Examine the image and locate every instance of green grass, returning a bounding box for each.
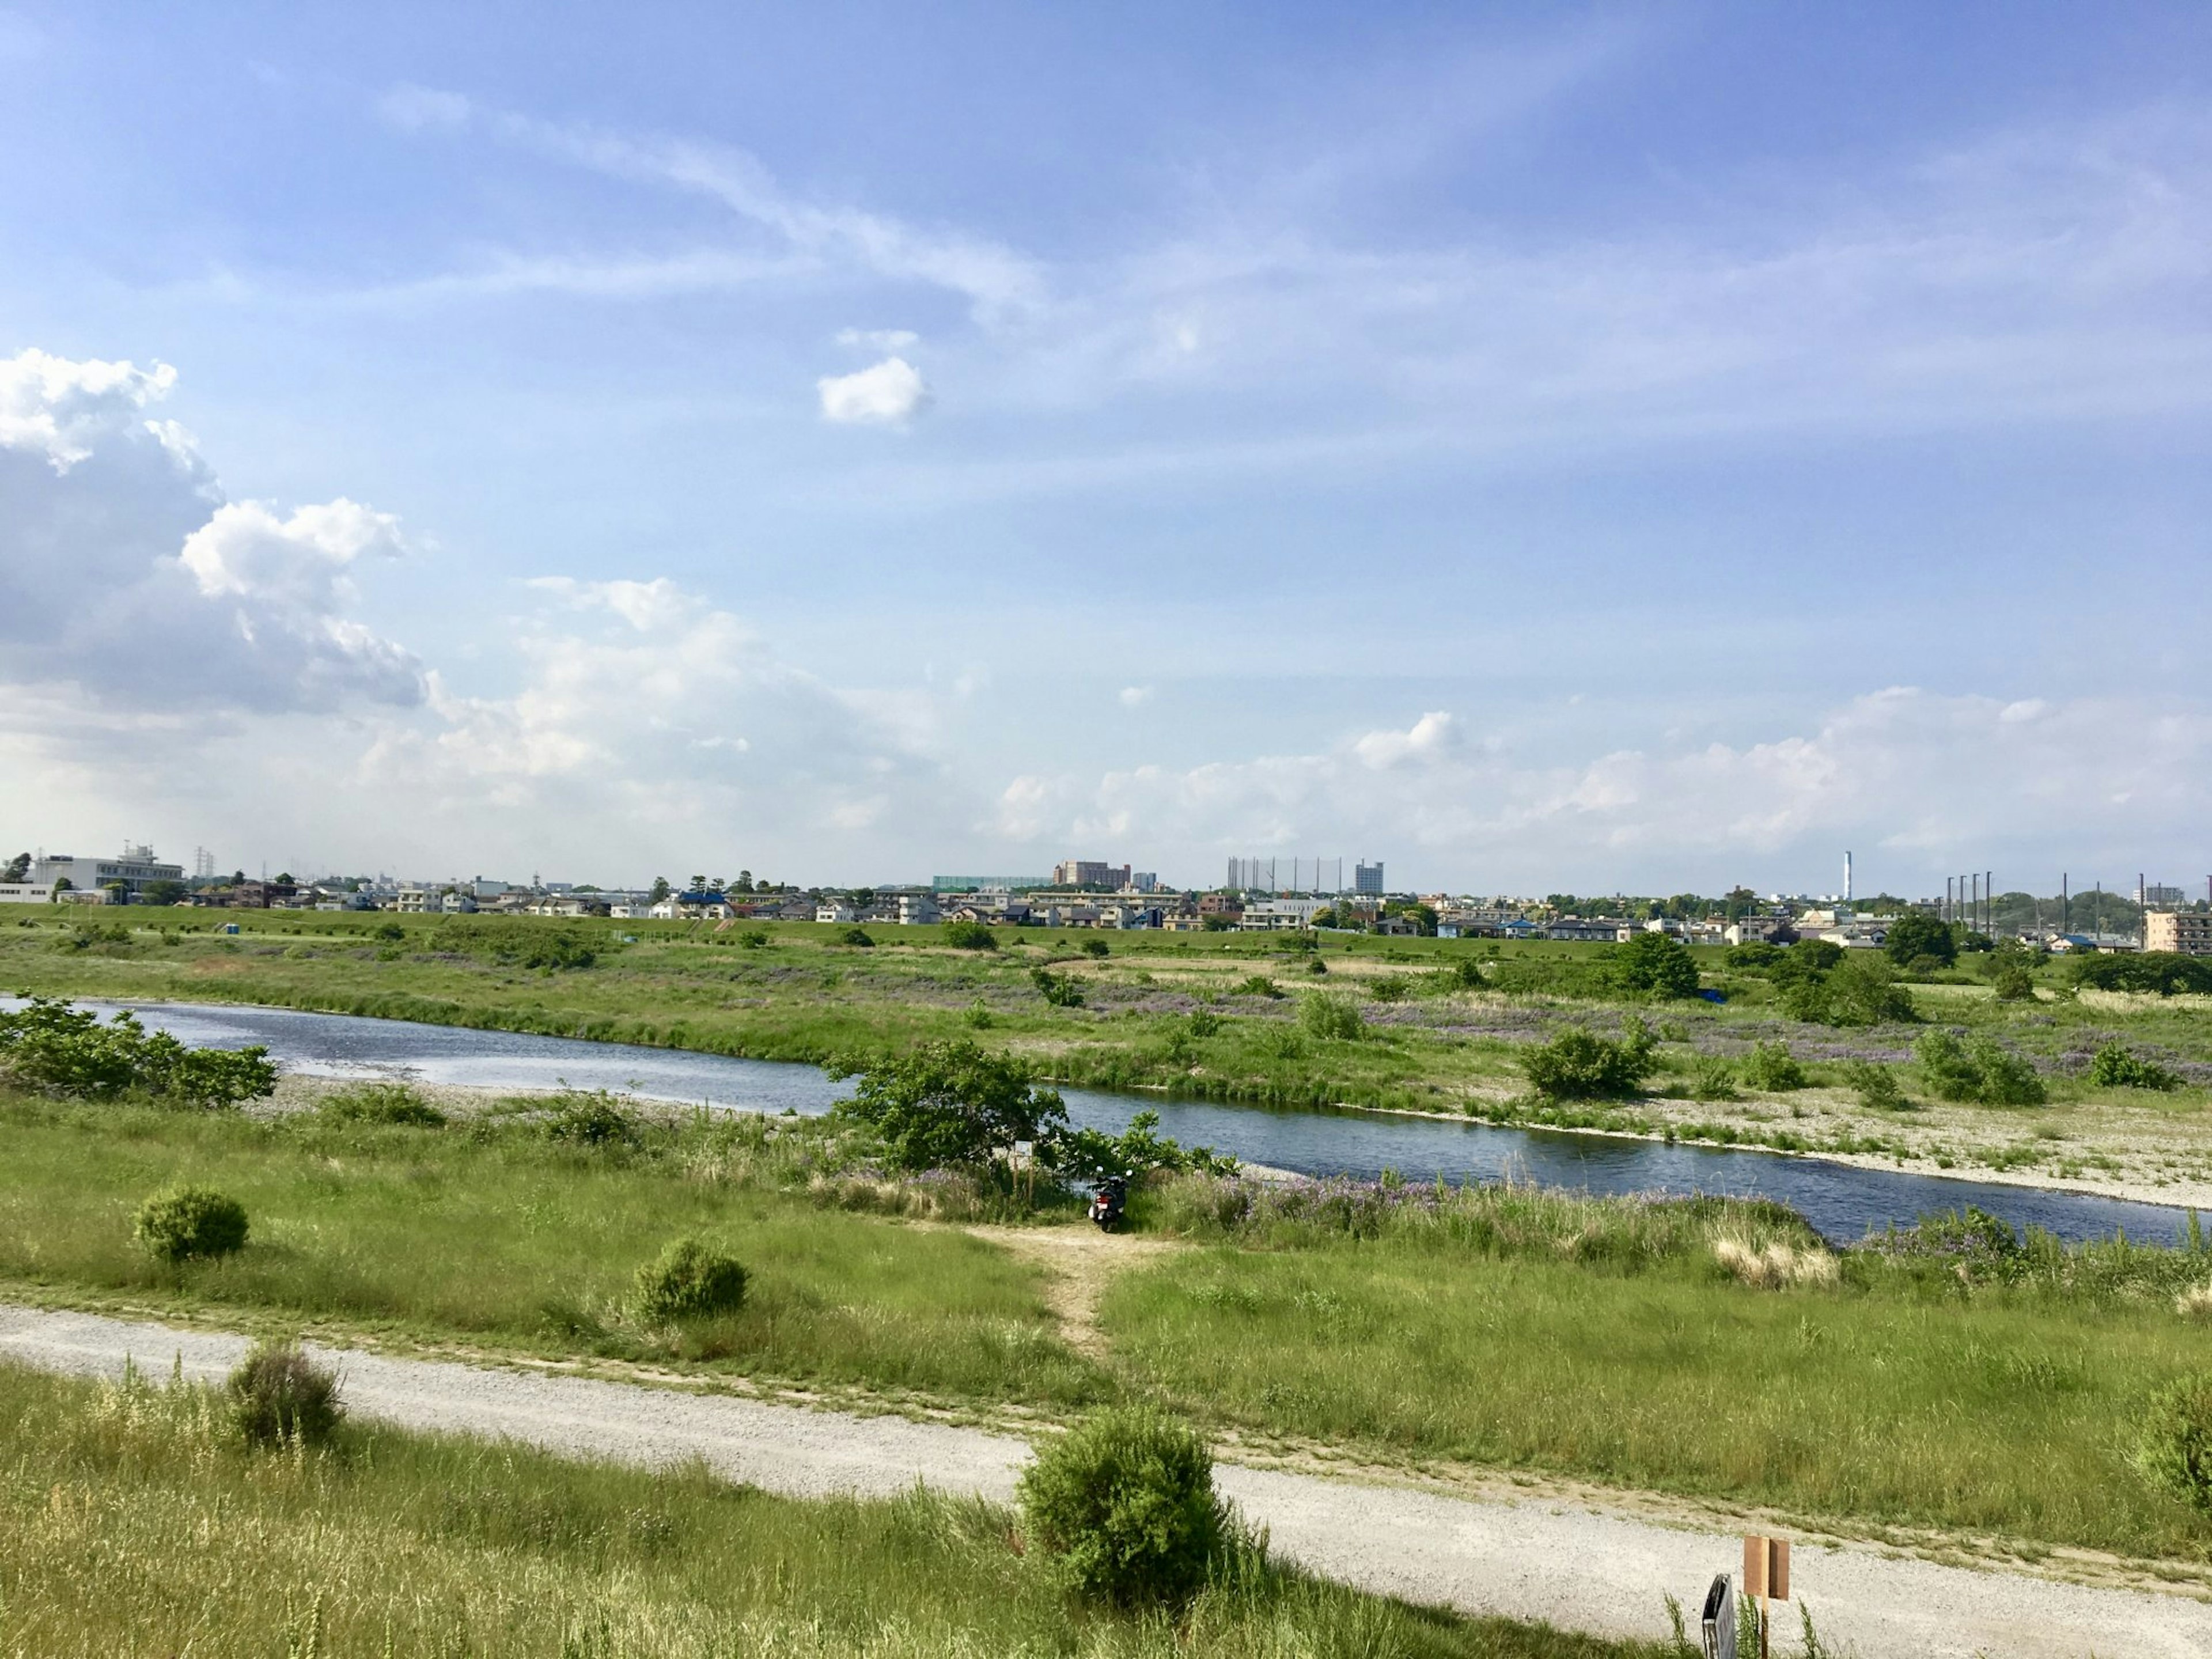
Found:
[1104,1179,2212,1560]
[0,1094,1104,1407]
[9,1092,2212,1560]
[0,1360,1675,1659]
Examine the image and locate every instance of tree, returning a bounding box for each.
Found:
[141,879,188,907]
[828,1039,1068,1172]
[1884,910,1955,969]
[649,876,672,903]
[1613,930,1700,999]
[1,852,28,883]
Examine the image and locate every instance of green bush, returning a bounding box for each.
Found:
[2136,1374,2212,1514]
[1233,975,1282,999]
[318,1082,446,1127]
[1366,974,1411,1002]
[541,1093,641,1147]
[2075,952,2212,997]
[1992,963,2037,1002]
[840,926,876,948]
[431,917,597,970]
[631,1237,750,1324]
[940,921,999,951]
[1613,930,1700,998]
[1305,954,1330,975]
[1687,1055,1738,1101]
[0,997,275,1108]
[1297,994,1364,1042]
[831,1039,1068,1172]
[1031,967,1085,1007]
[134,1185,249,1263]
[1740,1041,1806,1092]
[1915,1031,2047,1107]
[1082,938,1110,957]
[1185,1007,1222,1039]
[2089,1042,2182,1092]
[1783,953,1918,1027]
[1845,1062,1908,1111]
[1883,909,1956,968]
[1017,1407,1231,1607]
[1520,1020,1657,1100]
[229,1339,343,1446]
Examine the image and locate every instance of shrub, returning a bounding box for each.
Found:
[738,928,770,948]
[2090,1042,2182,1092]
[1297,994,1364,1042]
[319,1082,446,1127]
[2137,1374,2212,1514]
[542,1093,641,1147]
[0,997,275,1107]
[1688,1055,1738,1101]
[1031,967,1085,1007]
[229,1339,343,1447]
[839,926,876,948]
[1917,1031,2046,1106]
[961,999,994,1029]
[134,1185,249,1263]
[1992,963,2037,1002]
[1520,1020,1657,1100]
[1234,975,1283,999]
[1185,1008,1222,1039]
[1082,938,1110,957]
[431,917,597,969]
[830,1039,1068,1172]
[941,921,999,951]
[1017,1407,1230,1608]
[1046,1109,1233,1184]
[632,1237,749,1324]
[1845,1061,1908,1111]
[1366,974,1411,1002]
[1740,1041,1807,1092]
[1613,931,1701,999]
[2076,952,2212,997]
[1884,909,1956,968]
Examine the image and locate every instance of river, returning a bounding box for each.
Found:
[31,998,2202,1247]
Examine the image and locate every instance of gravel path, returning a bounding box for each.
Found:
[7,1303,2209,1658]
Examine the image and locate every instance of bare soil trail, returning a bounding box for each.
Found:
[6,1302,2209,1658]
[959,1222,1188,1356]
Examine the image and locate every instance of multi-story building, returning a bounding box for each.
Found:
[33,844,183,899]
[1052,859,1130,889]
[1354,861,1386,896]
[2145,911,2212,956]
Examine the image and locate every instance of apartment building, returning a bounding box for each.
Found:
[2145,910,2212,957]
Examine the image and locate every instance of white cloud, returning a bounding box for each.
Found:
[375,84,472,132]
[0,348,179,471]
[817,357,930,425]
[1118,685,1152,708]
[988,692,2212,892]
[0,349,422,714]
[837,328,921,351]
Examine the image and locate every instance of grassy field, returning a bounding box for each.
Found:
[0,1360,1673,1659]
[8,1088,2212,1563]
[8,908,2212,1192]
[0,1092,1105,1408]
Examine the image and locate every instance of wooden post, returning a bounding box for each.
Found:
[1742,1536,1789,1659]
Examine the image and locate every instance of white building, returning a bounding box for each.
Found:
[815,902,856,924]
[1239,898,1329,931]
[0,881,59,904]
[33,844,184,899]
[896,893,941,925]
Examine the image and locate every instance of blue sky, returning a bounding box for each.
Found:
[3,2,2209,895]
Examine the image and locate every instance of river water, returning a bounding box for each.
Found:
[33,998,2203,1247]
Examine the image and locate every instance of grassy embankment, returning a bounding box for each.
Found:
[9,1089,2212,1563]
[9,910,2212,1191]
[0,1361,1665,1659]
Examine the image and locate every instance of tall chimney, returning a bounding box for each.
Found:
[1844,851,1853,904]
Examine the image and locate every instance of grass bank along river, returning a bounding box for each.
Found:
[33,994,2206,1247]
[10,908,2212,1205]
[11,1080,2212,1567]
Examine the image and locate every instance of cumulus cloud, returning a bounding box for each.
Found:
[1118,685,1152,708]
[817,356,930,425]
[837,327,920,351]
[0,348,423,714]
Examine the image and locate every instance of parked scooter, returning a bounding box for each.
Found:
[1088,1173,1129,1232]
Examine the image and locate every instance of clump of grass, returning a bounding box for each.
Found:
[542,1092,642,1147]
[1234,974,1283,999]
[1017,1406,1233,1608]
[632,1237,749,1325]
[2175,1283,2212,1320]
[1297,994,1363,1041]
[1712,1235,1838,1290]
[228,1338,343,1446]
[318,1080,446,1126]
[133,1185,249,1262]
[1740,1041,1806,1092]
[2136,1374,2212,1514]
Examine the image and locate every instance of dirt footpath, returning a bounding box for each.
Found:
[6,1302,2209,1659]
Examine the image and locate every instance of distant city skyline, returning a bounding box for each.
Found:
[4,4,2210,891]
